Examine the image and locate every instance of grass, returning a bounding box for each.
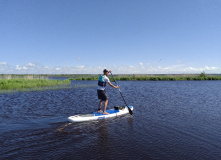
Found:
[1,73,221,92]
[3,73,221,81]
[69,74,221,81]
[0,79,70,93]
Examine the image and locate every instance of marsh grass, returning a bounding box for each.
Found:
[0,79,70,93]
[0,74,48,79]
[69,75,221,81]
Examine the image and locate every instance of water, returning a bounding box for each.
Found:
[1,80,221,159]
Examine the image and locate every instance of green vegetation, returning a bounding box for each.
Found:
[0,79,70,93]
[0,74,48,79]
[4,73,221,81]
[68,73,221,81]
[69,76,221,81]
[199,71,206,78]
[1,72,221,93]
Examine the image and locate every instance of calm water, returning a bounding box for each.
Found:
[1,80,221,160]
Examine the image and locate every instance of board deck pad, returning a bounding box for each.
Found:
[93,109,120,116]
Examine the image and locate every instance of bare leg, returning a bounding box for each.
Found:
[98,100,102,112]
[103,100,109,114]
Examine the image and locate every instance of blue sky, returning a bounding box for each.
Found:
[1,0,221,74]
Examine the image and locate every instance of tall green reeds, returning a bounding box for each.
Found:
[0,79,70,92]
[69,75,221,81]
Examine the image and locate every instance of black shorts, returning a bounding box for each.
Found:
[97,89,108,101]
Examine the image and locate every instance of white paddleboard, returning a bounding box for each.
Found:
[68,106,133,123]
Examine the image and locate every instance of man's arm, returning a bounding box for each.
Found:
[108,82,119,89]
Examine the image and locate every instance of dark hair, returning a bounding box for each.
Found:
[103,69,108,73]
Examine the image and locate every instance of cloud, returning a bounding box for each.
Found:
[0,62,221,74]
[183,66,219,72]
[16,65,22,70]
[177,60,183,63]
[76,65,84,69]
[0,62,7,65]
[26,63,35,67]
[15,63,36,71]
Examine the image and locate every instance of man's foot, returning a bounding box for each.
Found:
[103,111,109,115]
[98,110,103,113]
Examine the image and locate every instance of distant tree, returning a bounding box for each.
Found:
[132,74,136,80]
[199,71,206,77]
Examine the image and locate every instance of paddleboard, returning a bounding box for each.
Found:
[68,106,133,123]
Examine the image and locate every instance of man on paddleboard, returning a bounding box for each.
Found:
[97,69,119,114]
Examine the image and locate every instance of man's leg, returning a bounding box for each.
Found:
[103,100,109,114]
[98,100,102,112]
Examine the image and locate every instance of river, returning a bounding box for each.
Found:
[1,80,221,159]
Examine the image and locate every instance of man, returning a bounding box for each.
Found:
[97,69,119,114]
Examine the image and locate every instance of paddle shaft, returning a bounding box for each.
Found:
[110,72,133,115]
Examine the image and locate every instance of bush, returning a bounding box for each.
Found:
[200,71,206,77]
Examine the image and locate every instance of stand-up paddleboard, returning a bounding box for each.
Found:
[68,106,133,123]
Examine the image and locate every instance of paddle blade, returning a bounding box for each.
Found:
[128,106,133,115]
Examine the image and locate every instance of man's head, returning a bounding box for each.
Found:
[103,69,109,75]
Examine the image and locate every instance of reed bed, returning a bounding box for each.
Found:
[69,75,221,81]
[0,74,48,79]
[0,79,70,93]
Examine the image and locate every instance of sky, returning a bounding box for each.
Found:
[0,0,221,74]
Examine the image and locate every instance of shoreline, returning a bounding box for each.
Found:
[1,74,221,81]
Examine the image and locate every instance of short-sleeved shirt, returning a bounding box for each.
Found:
[97,75,110,90]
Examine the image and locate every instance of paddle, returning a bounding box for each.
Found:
[109,72,133,115]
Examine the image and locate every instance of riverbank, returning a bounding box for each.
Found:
[69,74,221,81]
[1,73,221,82]
[0,79,70,93]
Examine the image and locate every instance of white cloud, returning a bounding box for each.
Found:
[176,60,183,64]
[183,66,219,73]
[16,65,22,70]
[23,66,28,70]
[0,62,221,74]
[76,65,84,69]
[26,63,35,67]
[15,63,36,71]
[0,62,7,65]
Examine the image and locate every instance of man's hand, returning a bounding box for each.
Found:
[108,82,119,89]
[108,70,112,73]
